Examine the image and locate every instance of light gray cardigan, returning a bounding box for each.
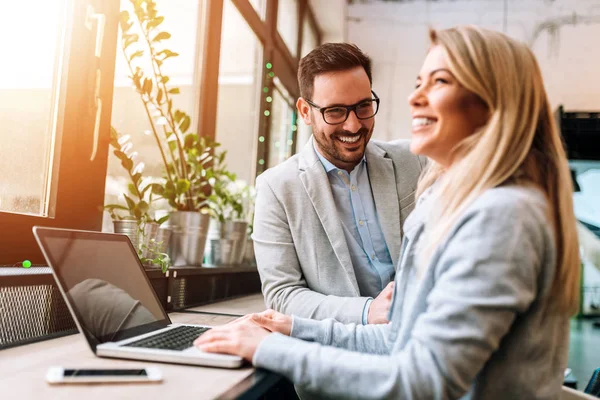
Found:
[253,184,570,399]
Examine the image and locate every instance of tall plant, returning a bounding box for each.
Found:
[116,0,225,212]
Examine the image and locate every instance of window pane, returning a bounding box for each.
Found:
[215,0,263,184]
[0,0,67,216]
[268,79,296,168]
[104,0,202,229]
[249,0,267,20]
[277,0,299,57]
[301,17,318,57]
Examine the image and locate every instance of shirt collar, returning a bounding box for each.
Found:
[312,139,367,174]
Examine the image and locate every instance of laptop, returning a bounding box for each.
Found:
[33,226,243,369]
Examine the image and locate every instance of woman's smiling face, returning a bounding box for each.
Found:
[408,45,488,167]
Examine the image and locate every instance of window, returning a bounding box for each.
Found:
[301,14,318,58]
[267,79,296,168]
[104,0,204,230]
[0,1,67,216]
[0,0,120,264]
[215,0,263,185]
[277,0,299,58]
[248,0,267,20]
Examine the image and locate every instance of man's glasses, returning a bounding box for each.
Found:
[304,91,380,125]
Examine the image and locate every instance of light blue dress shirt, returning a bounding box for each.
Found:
[313,142,395,324]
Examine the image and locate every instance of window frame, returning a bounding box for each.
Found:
[0,0,121,265]
[1,0,323,264]
[228,0,322,176]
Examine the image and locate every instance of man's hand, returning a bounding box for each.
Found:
[251,309,292,336]
[367,281,394,324]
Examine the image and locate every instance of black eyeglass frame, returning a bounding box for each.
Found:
[304,90,380,125]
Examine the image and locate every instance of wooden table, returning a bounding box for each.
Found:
[0,295,275,400]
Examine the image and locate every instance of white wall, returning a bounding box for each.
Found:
[348,0,600,141]
[309,0,347,42]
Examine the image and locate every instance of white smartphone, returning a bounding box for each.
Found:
[46,367,162,384]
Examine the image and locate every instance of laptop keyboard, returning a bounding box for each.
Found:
[124,325,210,351]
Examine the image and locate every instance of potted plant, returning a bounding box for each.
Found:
[104,127,171,271]
[206,176,254,265]
[111,0,229,266]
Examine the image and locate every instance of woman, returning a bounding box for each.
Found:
[195,26,580,399]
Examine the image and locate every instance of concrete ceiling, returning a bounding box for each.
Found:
[309,0,348,42]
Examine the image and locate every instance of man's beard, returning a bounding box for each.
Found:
[313,125,372,166]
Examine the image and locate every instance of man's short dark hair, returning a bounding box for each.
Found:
[298,43,372,100]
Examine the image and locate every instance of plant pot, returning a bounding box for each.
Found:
[221,220,248,265]
[203,219,248,265]
[140,222,160,259]
[113,220,139,249]
[168,211,210,266]
[206,238,237,265]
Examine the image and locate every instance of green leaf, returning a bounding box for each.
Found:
[156,215,170,225]
[114,150,126,161]
[175,179,191,195]
[151,184,165,195]
[123,34,138,50]
[142,77,153,95]
[152,32,171,42]
[184,133,198,149]
[123,195,136,211]
[128,183,137,196]
[178,114,190,133]
[140,183,151,197]
[132,172,142,184]
[161,76,170,84]
[122,158,133,171]
[128,49,144,62]
[137,200,149,215]
[158,49,179,60]
[146,15,164,30]
[173,109,183,123]
[168,88,180,94]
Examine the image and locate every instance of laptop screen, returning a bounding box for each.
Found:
[33,227,170,351]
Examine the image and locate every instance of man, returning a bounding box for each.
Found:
[253,43,424,325]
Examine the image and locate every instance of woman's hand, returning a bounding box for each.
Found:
[194,318,271,362]
[250,309,292,336]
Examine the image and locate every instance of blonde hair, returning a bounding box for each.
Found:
[417,26,580,315]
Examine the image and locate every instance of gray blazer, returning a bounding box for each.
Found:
[253,138,424,323]
[253,185,569,400]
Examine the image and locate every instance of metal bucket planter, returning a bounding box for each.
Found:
[168,211,210,266]
[113,220,139,249]
[207,238,237,265]
[139,223,172,269]
[222,220,248,265]
[204,220,248,266]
